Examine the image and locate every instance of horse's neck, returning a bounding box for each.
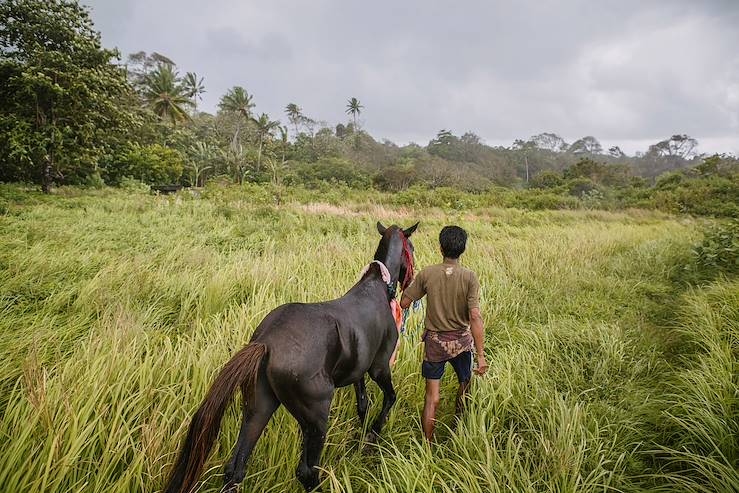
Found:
[374,240,402,288]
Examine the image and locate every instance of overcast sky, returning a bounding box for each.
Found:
[85,0,739,155]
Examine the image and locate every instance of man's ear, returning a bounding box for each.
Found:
[403,222,419,237]
[376,221,388,235]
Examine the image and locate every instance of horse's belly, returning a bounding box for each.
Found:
[331,349,377,387]
[333,368,367,388]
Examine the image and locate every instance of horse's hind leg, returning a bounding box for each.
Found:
[222,377,280,492]
[354,376,368,425]
[290,396,332,491]
[366,364,396,443]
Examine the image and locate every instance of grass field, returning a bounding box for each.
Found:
[0,184,736,493]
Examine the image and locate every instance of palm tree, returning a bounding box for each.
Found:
[220,144,250,184]
[219,86,254,118]
[277,125,289,169]
[285,103,302,137]
[188,142,213,186]
[345,97,363,128]
[183,72,206,112]
[266,126,290,188]
[142,63,193,125]
[218,86,255,147]
[252,113,280,173]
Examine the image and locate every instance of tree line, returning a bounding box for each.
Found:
[1,0,737,217]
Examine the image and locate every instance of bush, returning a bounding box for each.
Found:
[103,144,184,186]
[673,177,739,218]
[692,221,739,276]
[655,172,684,190]
[119,176,150,193]
[372,166,418,191]
[508,190,580,210]
[567,177,599,197]
[292,158,371,189]
[392,186,479,210]
[529,170,564,189]
[84,172,105,189]
[579,188,605,209]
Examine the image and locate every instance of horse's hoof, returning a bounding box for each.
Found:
[297,466,321,492]
[362,431,379,454]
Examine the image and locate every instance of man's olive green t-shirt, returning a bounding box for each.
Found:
[403,258,480,332]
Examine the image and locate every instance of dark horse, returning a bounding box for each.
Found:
[164,221,418,493]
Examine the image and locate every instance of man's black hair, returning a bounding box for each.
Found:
[439,225,467,259]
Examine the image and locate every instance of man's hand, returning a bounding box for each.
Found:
[474,353,489,376]
[469,307,487,375]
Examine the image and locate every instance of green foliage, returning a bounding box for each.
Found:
[563,158,630,187]
[119,176,151,193]
[0,1,735,221]
[529,170,563,189]
[141,63,193,125]
[692,221,739,276]
[290,157,371,188]
[218,86,255,118]
[84,171,105,189]
[0,0,136,191]
[505,189,580,210]
[693,153,739,178]
[392,186,478,210]
[655,171,684,190]
[345,97,363,127]
[568,135,603,155]
[567,177,599,197]
[669,177,739,218]
[105,144,184,185]
[372,165,418,191]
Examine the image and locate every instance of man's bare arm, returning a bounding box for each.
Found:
[470,307,488,375]
[400,294,413,310]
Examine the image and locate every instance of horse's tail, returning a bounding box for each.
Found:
[164,343,268,493]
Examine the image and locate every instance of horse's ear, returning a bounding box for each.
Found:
[376,221,388,235]
[403,222,419,237]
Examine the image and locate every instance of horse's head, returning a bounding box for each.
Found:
[375,221,419,292]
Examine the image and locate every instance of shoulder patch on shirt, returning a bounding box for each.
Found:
[445,267,454,276]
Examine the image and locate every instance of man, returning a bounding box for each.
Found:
[400,225,488,442]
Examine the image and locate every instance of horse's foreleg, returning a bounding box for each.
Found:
[354,376,368,425]
[223,380,279,492]
[366,366,396,442]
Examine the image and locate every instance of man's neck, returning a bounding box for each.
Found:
[443,257,459,264]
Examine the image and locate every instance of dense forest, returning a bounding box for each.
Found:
[1,0,737,217]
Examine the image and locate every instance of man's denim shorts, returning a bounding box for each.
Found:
[421,351,473,383]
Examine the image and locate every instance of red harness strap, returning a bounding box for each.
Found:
[390,233,414,366]
[400,234,414,292]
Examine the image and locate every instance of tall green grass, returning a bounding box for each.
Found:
[0,185,735,492]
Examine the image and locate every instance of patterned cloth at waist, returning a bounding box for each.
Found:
[422,328,473,363]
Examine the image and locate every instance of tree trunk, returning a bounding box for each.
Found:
[257,137,263,173]
[41,157,52,194]
[231,119,241,150]
[42,118,55,194]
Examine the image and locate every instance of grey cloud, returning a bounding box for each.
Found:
[84,0,739,155]
[205,28,292,61]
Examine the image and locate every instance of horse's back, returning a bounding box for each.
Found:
[249,300,392,390]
